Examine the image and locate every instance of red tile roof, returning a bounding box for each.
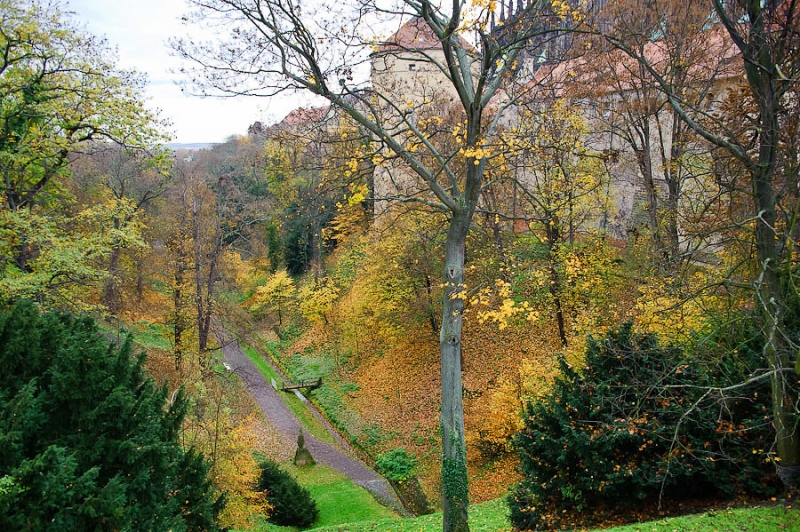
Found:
[531,27,741,97]
[378,17,442,52]
[278,105,330,127]
[376,16,475,54]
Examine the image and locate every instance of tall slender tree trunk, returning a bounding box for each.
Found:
[440,207,471,532]
[635,128,663,253]
[174,264,186,372]
[437,108,490,532]
[425,274,438,336]
[733,1,800,485]
[663,109,684,266]
[13,203,33,272]
[103,216,123,313]
[752,92,800,486]
[172,232,190,373]
[194,212,222,364]
[192,197,209,360]
[103,247,122,312]
[136,257,145,301]
[482,187,508,278]
[546,223,568,347]
[550,263,568,348]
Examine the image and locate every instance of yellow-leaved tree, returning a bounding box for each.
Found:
[250,269,297,325]
[473,98,614,345]
[297,276,339,326]
[173,1,576,528]
[0,197,146,310]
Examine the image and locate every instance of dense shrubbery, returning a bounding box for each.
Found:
[0,301,223,531]
[509,322,775,530]
[256,459,319,527]
[376,448,419,482]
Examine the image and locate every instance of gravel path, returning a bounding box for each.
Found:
[215,327,403,512]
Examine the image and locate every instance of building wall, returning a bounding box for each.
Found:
[371,48,461,103]
[368,17,739,249]
[369,43,467,217]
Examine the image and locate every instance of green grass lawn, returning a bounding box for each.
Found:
[97,320,173,351]
[241,345,336,445]
[307,498,510,532]
[296,465,398,528]
[602,504,798,532]
[303,497,798,532]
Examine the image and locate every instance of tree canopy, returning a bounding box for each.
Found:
[0,0,166,309]
[0,0,164,212]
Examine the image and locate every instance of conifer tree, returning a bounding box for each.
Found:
[0,301,224,531]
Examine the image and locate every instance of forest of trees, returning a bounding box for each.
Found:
[1,0,798,531]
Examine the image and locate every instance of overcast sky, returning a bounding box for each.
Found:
[67,0,310,144]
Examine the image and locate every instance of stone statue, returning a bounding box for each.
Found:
[293,429,315,466]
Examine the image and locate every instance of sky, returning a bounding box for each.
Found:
[67,0,309,144]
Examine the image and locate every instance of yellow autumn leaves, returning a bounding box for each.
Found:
[470,279,539,330]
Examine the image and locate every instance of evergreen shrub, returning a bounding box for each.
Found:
[375,447,418,482]
[256,459,319,527]
[509,322,774,530]
[0,301,224,531]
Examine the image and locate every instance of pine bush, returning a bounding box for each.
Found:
[256,459,319,527]
[509,322,774,530]
[0,301,224,531]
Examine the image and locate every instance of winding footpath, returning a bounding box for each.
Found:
[214,327,403,512]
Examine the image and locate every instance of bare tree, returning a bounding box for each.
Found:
[173,1,571,529]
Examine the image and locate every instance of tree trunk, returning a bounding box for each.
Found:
[172,191,193,374]
[546,223,568,347]
[482,187,508,278]
[13,240,32,273]
[192,196,222,365]
[103,236,122,313]
[173,245,188,373]
[755,179,800,486]
[635,128,663,254]
[425,274,438,336]
[550,262,568,348]
[663,109,684,267]
[440,208,471,532]
[738,1,800,486]
[752,94,800,486]
[136,257,145,301]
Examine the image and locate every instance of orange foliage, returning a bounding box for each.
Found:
[468,454,521,503]
[332,312,567,503]
[351,326,441,443]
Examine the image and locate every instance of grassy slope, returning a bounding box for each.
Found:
[241,344,335,445]
[305,497,798,532]
[297,465,398,527]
